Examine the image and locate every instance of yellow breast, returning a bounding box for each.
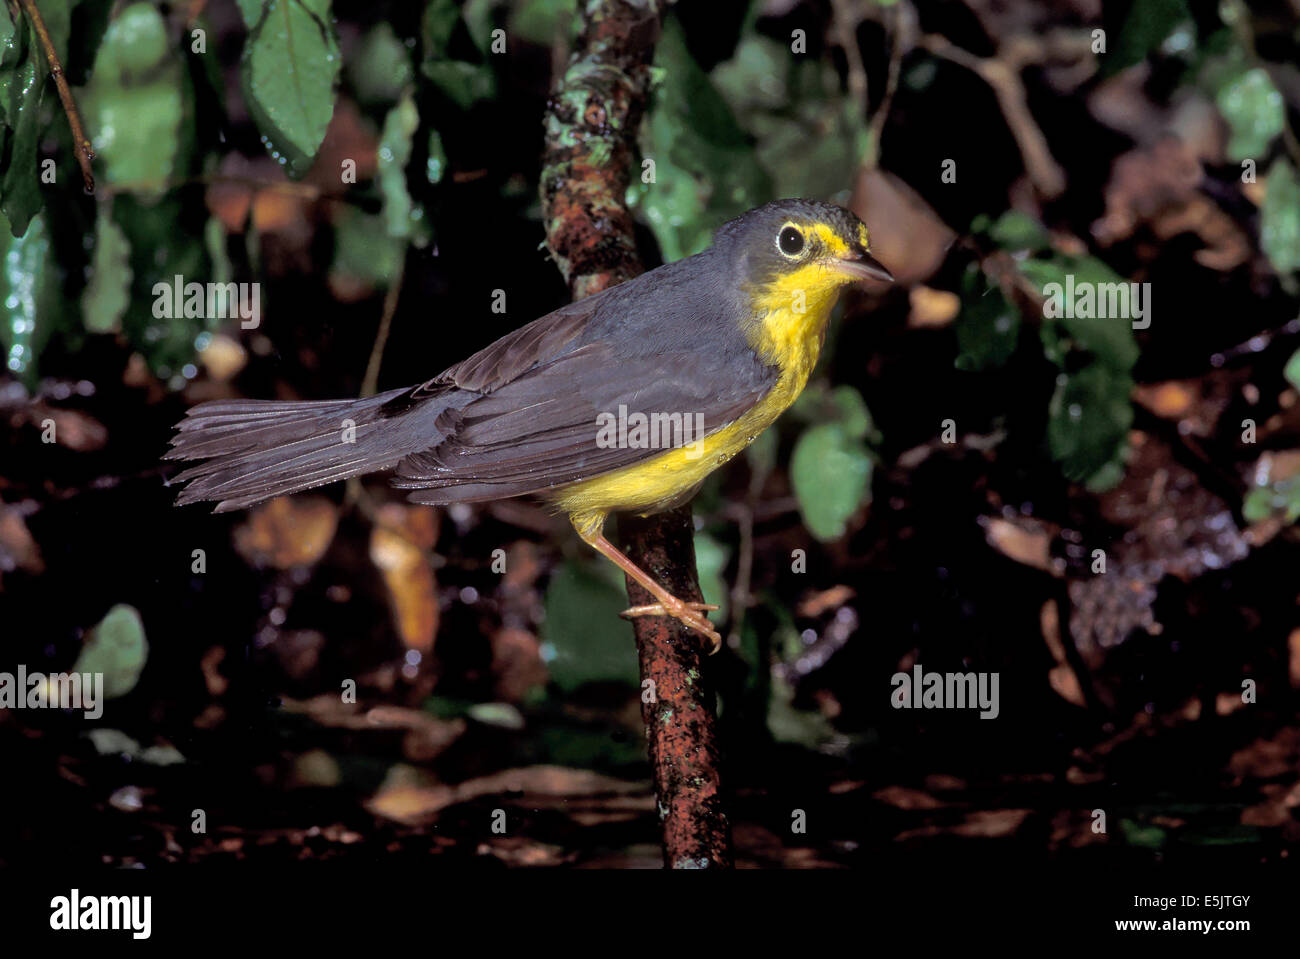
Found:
[549,270,841,528]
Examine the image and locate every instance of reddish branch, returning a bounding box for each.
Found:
[539,0,732,868]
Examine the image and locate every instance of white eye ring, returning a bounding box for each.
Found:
[776,224,805,257]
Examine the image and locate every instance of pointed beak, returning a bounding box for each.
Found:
[833,247,894,284]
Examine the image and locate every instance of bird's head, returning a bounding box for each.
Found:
[716,199,894,299]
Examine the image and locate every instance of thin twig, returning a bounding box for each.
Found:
[918,31,1068,198]
[360,256,406,398]
[867,2,905,166]
[18,0,95,193]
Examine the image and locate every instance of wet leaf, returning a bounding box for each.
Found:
[74,604,148,699]
[1047,363,1134,486]
[0,43,43,235]
[791,421,872,542]
[378,93,418,239]
[83,4,184,188]
[242,0,340,176]
[0,212,60,381]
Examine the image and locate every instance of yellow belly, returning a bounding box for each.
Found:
[550,285,837,537]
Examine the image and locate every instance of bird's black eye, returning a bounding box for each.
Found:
[777,226,804,256]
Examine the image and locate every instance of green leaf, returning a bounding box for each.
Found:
[330,207,404,288]
[348,22,413,106]
[986,209,1050,253]
[421,59,495,110]
[91,2,169,82]
[83,3,185,189]
[421,0,462,58]
[790,422,872,541]
[1284,348,1300,391]
[1243,476,1300,524]
[715,32,868,198]
[378,94,418,238]
[693,532,729,623]
[235,0,267,27]
[82,211,132,333]
[1261,159,1300,275]
[955,269,1021,371]
[540,558,638,693]
[1019,255,1140,371]
[0,40,43,235]
[1215,66,1284,162]
[509,0,577,46]
[1110,0,1191,73]
[73,604,149,699]
[113,194,209,381]
[1047,363,1134,486]
[425,128,447,184]
[85,83,184,187]
[830,385,874,440]
[242,0,340,176]
[634,14,771,261]
[0,212,59,380]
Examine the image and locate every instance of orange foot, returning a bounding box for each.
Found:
[621,599,722,653]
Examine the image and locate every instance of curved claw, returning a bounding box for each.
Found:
[620,601,722,654]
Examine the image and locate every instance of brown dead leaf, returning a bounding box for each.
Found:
[979,516,1061,575]
[366,764,642,827]
[908,286,961,328]
[200,646,228,696]
[31,406,108,451]
[0,506,43,581]
[490,628,548,702]
[1091,136,1250,270]
[1049,663,1086,707]
[796,584,856,618]
[1289,629,1300,688]
[873,785,944,809]
[197,333,247,382]
[1228,727,1300,780]
[850,167,957,286]
[233,496,338,569]
[370,504,440,651]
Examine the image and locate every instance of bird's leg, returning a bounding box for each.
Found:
[573,517,721,653]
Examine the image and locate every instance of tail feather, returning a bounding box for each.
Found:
[166,387,453,511]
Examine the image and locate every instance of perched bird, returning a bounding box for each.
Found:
[167,199,892,650]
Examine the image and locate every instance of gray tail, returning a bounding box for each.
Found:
[166,387,447,512]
